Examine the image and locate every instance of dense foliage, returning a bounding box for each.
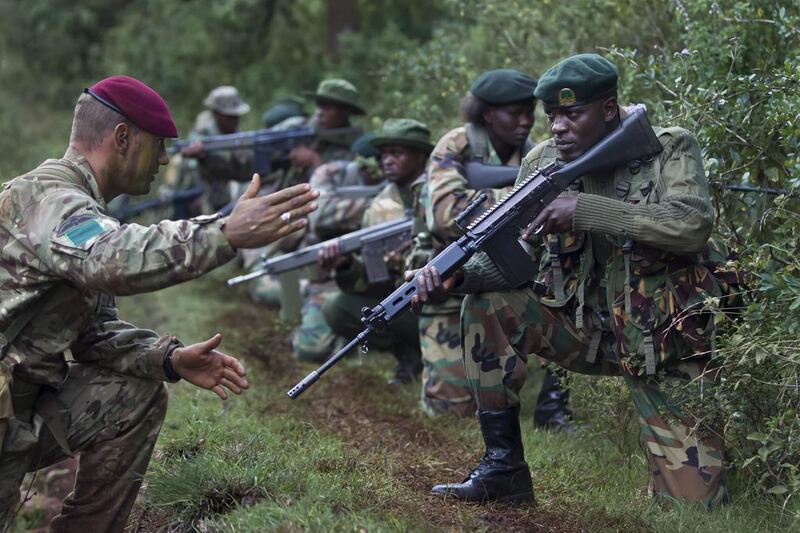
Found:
[0,0,797,512]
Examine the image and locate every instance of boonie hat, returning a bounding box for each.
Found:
[204,86,251,116]
[370,118,433,155]
[307,79,366,115]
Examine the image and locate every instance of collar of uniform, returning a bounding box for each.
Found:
[62,146,108,212]
[475,124,524,167]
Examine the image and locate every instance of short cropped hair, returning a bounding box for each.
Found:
[69,93,140,150]
[459,93,489,125]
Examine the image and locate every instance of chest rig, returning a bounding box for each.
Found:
[532,131,723,375]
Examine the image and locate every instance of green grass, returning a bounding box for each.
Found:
[116,263,798,532]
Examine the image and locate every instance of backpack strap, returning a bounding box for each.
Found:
[465,123,489,163]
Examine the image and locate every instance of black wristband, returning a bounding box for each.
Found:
[163,347,182,382]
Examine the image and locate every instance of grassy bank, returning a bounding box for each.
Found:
[111,263,796,532]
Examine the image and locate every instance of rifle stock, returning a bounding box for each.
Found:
[465,162,519,189]
[288,109,663,399]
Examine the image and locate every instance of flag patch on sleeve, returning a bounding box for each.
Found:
[64,219,106,247]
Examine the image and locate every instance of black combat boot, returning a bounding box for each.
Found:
[533,368,573,432]
[431,406,534,504]
[388,347,422,385]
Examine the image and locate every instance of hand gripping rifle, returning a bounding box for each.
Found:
[287,109,663,399]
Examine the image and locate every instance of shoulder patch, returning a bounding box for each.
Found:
[63,218,105,246]
[54,212,118,252]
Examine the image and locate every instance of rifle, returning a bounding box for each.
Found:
[168,125,362,176]
[287,109,663,399]
[715,183,797,196]
[227,216,413,286]
[112,186,205,223]
[465,161,520,189]
[331,184,385,200]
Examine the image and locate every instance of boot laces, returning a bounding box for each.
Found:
[466,452,496,479]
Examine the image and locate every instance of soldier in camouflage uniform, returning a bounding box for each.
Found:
[0,76,318,531]
[246,133,380,312]
[245,80,366,309]
[413,69,535,417]
[321,119,433,384]
[418,55,730,508]
[179,86,254,211]
[291,134,384,362]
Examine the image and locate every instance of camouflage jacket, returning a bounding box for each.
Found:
[463,126,727,376]
[280,127,359,192]
[308,159,383,240]
[0,147,236,387]
[334,177,420,295]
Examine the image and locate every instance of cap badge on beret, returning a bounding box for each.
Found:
[558,88,577,106]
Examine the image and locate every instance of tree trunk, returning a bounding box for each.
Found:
[325,0,358,58]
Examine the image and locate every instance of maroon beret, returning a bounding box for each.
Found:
[86,76,178,138]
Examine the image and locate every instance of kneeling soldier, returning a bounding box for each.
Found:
[415,54,729,508]
[0,76,317,530]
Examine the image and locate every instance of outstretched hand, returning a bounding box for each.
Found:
[170,333,249,401]
[223,173,319,249]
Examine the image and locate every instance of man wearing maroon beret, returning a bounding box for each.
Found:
[0,75,318,531]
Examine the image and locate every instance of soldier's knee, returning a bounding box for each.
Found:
[321,295,339,329]
[136,379,169,425]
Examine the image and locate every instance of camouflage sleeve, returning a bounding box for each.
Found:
[425,128,486,241]
[573,129,714,253]
[70,295,182,381]
[308,162,368,237]
[31,192,236,296]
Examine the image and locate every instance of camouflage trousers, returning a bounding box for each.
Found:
[0,364,167,531]
[419,308,476,417]
[323,292,420,357]
[462,287,727,508]
[292,281,341,362]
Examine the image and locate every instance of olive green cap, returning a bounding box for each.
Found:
[350,132,380,159]
[370,118,433,154]
[470,69,537,105]
[261,97,307,127]
[306,78,366,115]
[534,53,618,108]
[204,86,250,116]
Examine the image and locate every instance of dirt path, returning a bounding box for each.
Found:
[223,306,615,533]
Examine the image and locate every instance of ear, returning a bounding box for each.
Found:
[112,123,130,154]
[601,97,619,123]
[482,106,494,126]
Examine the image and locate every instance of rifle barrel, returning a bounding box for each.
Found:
[287,328,371,399]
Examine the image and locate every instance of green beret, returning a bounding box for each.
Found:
[261,99,306,127]
[305,78,366,115]
[470,69,537,105]
[350,132,380,159]
[371,118,433,154]
[534,53,619,108]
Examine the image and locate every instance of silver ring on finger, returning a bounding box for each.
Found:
[280,212,292,223]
